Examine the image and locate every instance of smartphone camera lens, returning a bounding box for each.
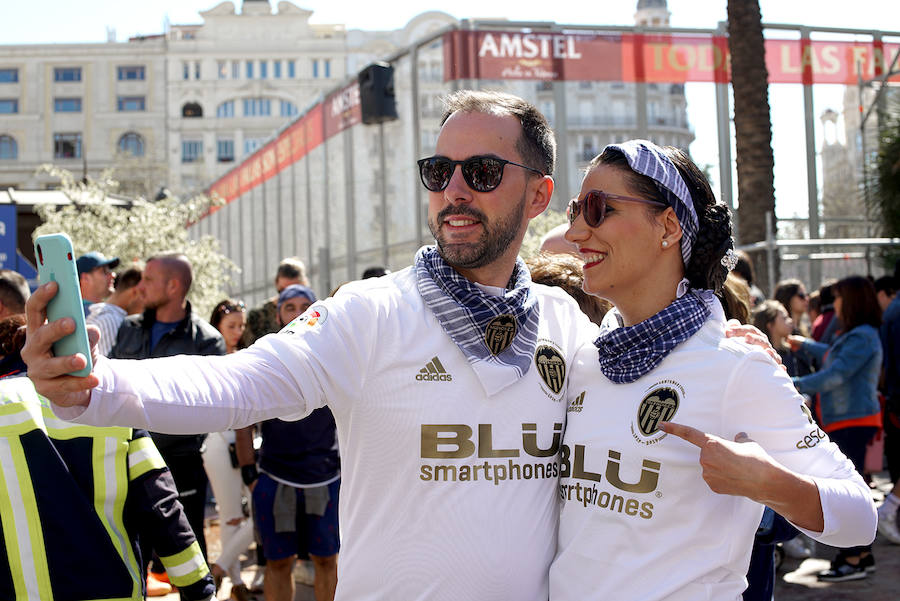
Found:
[37,245,43,265]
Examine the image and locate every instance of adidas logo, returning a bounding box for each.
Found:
[416,356,453,382]
[567,391,585,413]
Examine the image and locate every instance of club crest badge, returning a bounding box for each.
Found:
[535,345,566,395]
[636,386,680,437]
[485,314,517,355]
[281,305,327,334]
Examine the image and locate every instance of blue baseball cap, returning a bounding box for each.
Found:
[277,284,317,310]
[76,251,120,275]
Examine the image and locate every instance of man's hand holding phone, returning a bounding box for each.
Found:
[23,279,101,408]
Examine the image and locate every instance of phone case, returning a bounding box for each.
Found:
[34,233,93,377]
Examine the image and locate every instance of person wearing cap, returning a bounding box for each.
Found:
[108,252,225,591]
[235,284,340,601]
[551,140,875,600]
[76,251,119,315]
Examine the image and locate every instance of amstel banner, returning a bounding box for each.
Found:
[443,31,900,86]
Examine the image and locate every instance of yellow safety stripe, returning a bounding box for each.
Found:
[0,395,46,437]
[159,540,210,587]
[127,436,166,481]
[0,436,53,600]
[41,405,131,441]
[92,436,142,600]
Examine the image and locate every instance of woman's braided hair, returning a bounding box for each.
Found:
[593,144,734,293]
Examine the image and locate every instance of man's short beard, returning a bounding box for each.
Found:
[428,191,527,270]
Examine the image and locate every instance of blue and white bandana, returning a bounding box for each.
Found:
[594,290,710,384]
[415,246,540,395]
[606,139,699,267]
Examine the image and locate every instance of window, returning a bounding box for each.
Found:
[287,60,295,78]
[243,138,263,156]
[232,61,239,79]
[280,100,297,117]
[183,62,190,80]
[216,100,234,118]
[117,132,144,157]
[312,59,319,78]
[0,99,17,114]
[260,61,268,79]
[217,138,234,163]
[53,133,81,159]
[54,67,81,82]
[274,61,281,78]
[117,66,145,80]
[243,98,271,117]
[182,102,203,118]
[0,69,19,83]
[194,61,201,80]
[182,140,202,163]
[53,97,81,112]
[324,59,331,78]
[117,96,145,111]
[245,61,254,79]
[0,135,17,159]
[218,61,227,79]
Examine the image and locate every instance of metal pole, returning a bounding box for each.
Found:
[410,45,424,246]
[766,211,776,295]
[714,21,735,238]
[552,81,570,211]
[379,122,388,266]
[344,128,356,282]
[800,27,822,288]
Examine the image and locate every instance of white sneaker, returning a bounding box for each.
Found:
[293,559,315,586]
[877,502,900,544]
[781,536,813,559]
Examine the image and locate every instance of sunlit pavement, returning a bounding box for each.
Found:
[775,471,897,601]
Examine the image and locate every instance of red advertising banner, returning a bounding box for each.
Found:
[324,81,361,139]
[306,103,324,149]
[444,30,900,85]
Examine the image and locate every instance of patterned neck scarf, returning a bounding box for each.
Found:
[594,290,709,384]
[415,246,540,395]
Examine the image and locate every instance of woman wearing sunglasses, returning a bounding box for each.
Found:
[550,140,875,601]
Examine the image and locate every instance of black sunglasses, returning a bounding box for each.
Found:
[417,155,544,193]
[567,189,667,228]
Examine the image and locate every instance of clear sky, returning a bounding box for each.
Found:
[2,0,899,219]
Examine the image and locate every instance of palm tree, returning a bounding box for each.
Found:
[727,0,777,293]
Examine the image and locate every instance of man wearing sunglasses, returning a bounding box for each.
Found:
[23,91,595,601]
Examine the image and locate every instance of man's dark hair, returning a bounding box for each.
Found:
[114,266,143,292]
[276,257,309,286]
[147,252,192,296]
[874,275,895,297]
[361,266,389,279]
[0,269,29,313]
[441,90,556,177]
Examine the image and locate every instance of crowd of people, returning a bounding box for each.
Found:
[0,90,896,601]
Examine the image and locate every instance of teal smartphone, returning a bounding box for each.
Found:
[34,233,93,377]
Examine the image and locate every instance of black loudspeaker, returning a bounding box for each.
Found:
[359,62,398,125]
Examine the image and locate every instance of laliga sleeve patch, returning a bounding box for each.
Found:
[280,305,328,335]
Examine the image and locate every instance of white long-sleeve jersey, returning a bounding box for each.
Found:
[54,267,595,601]
[550,318,877,601]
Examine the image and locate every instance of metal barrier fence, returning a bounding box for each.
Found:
[188,20,900,306]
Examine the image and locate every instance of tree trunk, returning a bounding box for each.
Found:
[727,0,778,295]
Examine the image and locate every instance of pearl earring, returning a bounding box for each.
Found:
[662,240,669,248]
